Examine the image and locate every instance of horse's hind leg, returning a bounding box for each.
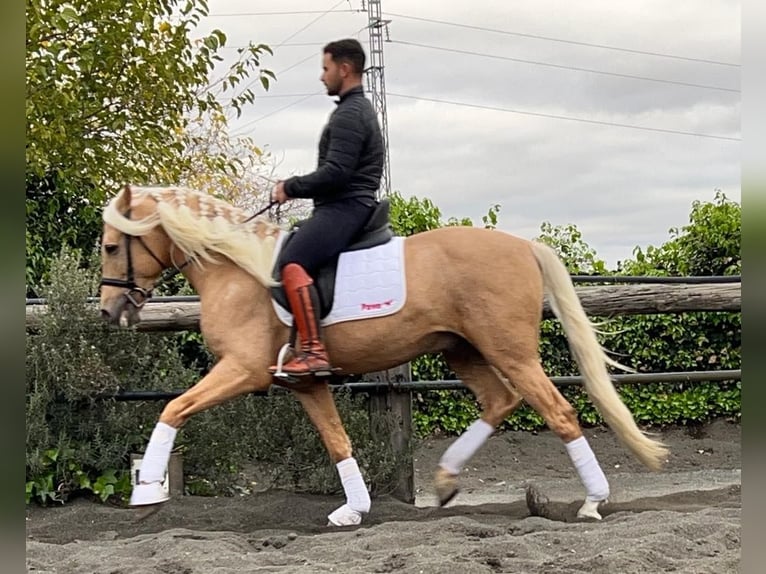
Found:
[434,342,523,506]
[493,356,610,519]
[291,383,370,527]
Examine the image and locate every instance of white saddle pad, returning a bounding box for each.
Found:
[271,235,407,327]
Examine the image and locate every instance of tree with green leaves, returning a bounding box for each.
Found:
[26,0,273,295]
[388,190,497,235]
[535,221,608,275]
[621,190,740,276]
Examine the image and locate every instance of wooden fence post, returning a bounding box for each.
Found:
[364,363,415,503]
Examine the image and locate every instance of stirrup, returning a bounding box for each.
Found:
[282,357,340,379]
[269,343,299,383]
[294,357,340,379]
[269,343,340,381]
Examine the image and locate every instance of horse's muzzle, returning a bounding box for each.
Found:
[100,297,141,327]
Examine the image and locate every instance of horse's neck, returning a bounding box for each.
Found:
[148,192,280,300]
[180,255,270,305]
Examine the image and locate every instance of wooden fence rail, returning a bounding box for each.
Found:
[25,283,742,332]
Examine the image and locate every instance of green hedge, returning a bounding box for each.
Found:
[411,311,740,436]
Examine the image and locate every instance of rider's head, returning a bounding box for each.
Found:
[321,39,366,97]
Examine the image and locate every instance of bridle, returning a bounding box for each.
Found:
[99,199,278,309]
[99,208,190,309]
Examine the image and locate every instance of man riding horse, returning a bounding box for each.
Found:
[98,43,667,530]
[269,38,384,378]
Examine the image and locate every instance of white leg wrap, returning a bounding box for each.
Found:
[137,422,177,483]
[327,504,362,526]
[439,419,494,476]
[576,499,603,520]
[336,457,370,514]
[565,436,610,502]
[130,481,170,507]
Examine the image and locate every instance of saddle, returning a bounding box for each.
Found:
[270,198,394,318]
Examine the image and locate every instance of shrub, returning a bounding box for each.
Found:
[26,248,195,504]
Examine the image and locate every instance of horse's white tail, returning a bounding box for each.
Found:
[529,241,669,471]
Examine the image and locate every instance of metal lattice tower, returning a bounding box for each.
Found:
[363,0,392,197]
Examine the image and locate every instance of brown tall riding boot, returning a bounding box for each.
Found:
[269,263,334,377]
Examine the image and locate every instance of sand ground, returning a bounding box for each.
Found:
[26,418,741,573]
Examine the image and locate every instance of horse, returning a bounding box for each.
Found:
[98,184,668,526]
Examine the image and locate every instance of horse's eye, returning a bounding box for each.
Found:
[104,244,119,255]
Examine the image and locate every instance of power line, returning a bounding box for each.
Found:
[391,40,740,94]
[232,17,370,120]
[207,10,358,17]
[222,93,320,102]
[273,51,321,76]
[384,12,740,68]
[221,41,369,49]
[232,89,742,140]
[387,92,741,142]
[237,1,351,97]
[274,0,349,49]
[258,23,369,80]
[232,15,369,132]
[231,91,324,135]
[254,93,319,98]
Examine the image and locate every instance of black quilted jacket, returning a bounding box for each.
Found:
[284,86,384,206]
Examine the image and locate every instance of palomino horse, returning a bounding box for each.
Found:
[99,185,668,526]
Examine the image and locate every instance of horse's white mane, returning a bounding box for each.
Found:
[103,185,282,287]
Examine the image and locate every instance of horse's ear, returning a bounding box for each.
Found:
[113,184,132,211]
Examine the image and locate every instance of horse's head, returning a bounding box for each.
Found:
[99,185,172,327]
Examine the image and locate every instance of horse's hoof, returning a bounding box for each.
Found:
[576,498,604,520]
[132,502,166,521]
[434,467,459,507]
[525,484,551,518]
[130,482,169,507]
[327,503,363,526]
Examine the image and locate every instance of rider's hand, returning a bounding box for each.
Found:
[271,181,289,205]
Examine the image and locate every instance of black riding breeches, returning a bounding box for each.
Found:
[278,197,376,275]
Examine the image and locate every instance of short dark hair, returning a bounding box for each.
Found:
[323,39,366,74]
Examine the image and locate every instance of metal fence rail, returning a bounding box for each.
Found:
[109,369,741,402]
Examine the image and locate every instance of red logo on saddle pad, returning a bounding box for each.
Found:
[361,299,394,311]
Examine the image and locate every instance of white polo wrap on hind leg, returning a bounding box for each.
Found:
[138,422,177,483]
[565,435,610,501]
[439,419,494,475]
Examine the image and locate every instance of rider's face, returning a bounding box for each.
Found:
[321,53,344,96]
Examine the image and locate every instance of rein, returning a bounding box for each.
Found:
[240,200,278,225]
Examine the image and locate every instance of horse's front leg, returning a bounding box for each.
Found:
[292,383,370,527]
[130,357,263,512]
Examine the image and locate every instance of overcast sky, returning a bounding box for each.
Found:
[195,0,741,268]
